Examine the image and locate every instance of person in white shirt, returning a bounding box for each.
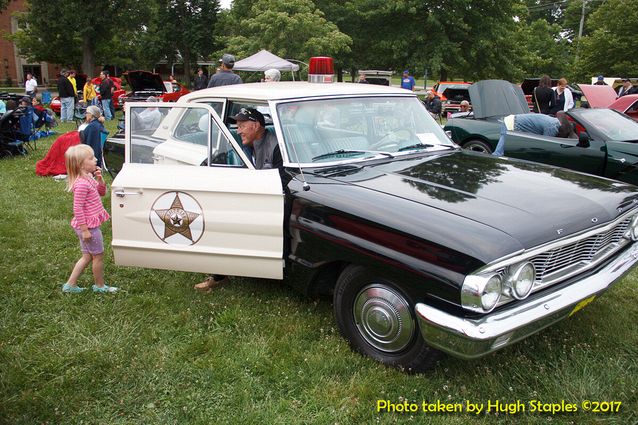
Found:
[135,96,162,130]
[551,78,574,113]
[25,73,38,98]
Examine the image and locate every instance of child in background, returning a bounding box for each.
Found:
[62,144,117,293]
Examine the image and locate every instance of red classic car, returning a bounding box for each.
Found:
[50,75,124,114]
[116,70,189,107]
[580,84,638,121]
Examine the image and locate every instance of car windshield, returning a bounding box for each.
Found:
[277,96,454,164]
[576,109,638,142]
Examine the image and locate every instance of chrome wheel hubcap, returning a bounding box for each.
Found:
[353,284,414,352]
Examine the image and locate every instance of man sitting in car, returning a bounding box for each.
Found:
[194,108,285,292]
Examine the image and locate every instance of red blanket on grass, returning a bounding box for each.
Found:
[35,131,80,176]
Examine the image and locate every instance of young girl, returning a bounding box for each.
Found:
[62,144,118,293]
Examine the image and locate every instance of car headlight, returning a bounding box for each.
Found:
[481,274,502,311]
[504,262,535,300]
[628,214,638,241]
[461,273,503,313]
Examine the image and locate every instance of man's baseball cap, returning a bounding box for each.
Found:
[622,78,630,82]
[403,70,409,74]
[221,54,236,67]
[231,107,265,126]
[597,75,604,81]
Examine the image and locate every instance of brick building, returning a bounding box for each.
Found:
[0,0,60,88]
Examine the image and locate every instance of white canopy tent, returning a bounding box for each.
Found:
[233,50,300,80]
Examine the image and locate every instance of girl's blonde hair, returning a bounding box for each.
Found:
[65,144,94,191]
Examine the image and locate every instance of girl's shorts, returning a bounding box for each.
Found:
[74,227,104,255]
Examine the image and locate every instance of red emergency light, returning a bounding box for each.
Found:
[308,57,334,83]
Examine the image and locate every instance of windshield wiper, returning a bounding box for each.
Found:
[312,149,394,161]
[397,143,435,152]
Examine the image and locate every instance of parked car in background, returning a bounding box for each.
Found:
[116,70,190,107]
[358,70,392,86]
[107,75,638,372]
[580,84,638,121]
[444,79,638,185]
[50,75,124,114]
[431,81,472,114]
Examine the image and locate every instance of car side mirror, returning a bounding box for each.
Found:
[578,132,590,148]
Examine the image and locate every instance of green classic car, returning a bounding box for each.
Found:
[444,80,638,185]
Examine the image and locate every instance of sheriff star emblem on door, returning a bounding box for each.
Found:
[149,191,204,246]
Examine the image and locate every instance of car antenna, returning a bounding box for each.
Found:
[287,136,311,191]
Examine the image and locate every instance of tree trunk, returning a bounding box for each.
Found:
[440,68,448,82]
[81,35,95,77]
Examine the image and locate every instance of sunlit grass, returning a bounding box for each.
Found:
[0,129,636,424]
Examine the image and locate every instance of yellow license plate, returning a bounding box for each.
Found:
[569,295,596,317]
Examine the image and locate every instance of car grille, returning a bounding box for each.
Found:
[529,216,632,289]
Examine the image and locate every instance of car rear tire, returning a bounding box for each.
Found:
[462,139,492,154]
[334,265,443,373]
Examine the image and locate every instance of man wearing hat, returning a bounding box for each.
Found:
[207,54,242,88]
[594,75,607,86]
[401,70,416,91]
[617,79,637,97]
[194,107,283,292]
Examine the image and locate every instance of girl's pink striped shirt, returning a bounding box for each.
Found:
[70,176,110,229]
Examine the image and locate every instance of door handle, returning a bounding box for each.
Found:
[114,190,142,197]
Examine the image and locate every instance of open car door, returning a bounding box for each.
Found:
[111,103,284,279]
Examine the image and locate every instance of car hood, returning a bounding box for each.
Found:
[469,80,530,119]
[321,151,638,251]
[609,94,638,114]
[441,87,470,102]
[579,84,617,108]
[124,70,165,93]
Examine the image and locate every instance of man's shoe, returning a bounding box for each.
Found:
[62,283,85,293]
[194,276,228,292]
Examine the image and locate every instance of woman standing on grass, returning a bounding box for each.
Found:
[62,144,118,293]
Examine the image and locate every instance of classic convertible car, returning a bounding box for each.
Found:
[110,74,638,372]
[444,80,638,185]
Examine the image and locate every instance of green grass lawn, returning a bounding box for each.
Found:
[0,124,637,424]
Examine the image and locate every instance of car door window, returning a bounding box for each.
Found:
[127,103,247,168]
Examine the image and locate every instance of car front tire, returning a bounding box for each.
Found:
[462,139,492,154]
[334,265,442,373]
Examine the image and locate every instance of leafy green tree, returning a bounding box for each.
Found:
[140,0,221,87]
[6,0,149,74]
[575,0,638,80]
[514,19,570,79]
[225,0,351,66]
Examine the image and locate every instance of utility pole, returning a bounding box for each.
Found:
[575,0,587,63]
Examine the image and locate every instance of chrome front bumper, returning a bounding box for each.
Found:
[415,242,638,359]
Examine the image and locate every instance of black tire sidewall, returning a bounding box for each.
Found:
[334,265,441,372]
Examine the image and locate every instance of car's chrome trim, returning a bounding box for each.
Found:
[416,242,638,359]
[477,209,638,274]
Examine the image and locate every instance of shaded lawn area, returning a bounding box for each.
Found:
[0,124,636,424]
